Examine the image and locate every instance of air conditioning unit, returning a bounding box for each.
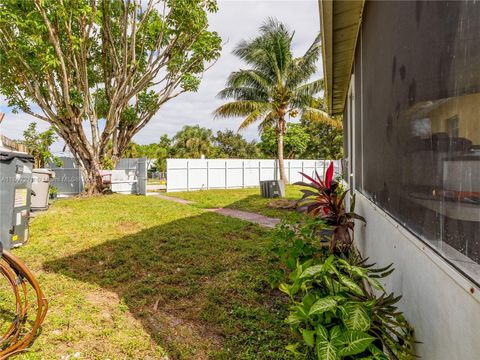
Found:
[260,180,285,198]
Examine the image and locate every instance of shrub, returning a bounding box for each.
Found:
[270,162,416,359]
[295,163,365,252]
[279,252,415,359]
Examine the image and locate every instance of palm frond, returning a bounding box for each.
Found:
[286,33,321,88]
[290,79,324,108]
[257,112,276,133]
[224,70,272,94]
[238,108,268,131]
[302,107,342,129]
[213,100,270,119]
[233,19,293,83]
[217,86,269,101]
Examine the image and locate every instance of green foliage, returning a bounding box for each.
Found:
[121,139,170,172]
[270,174,416,359]
[269,217,330,285]
[171,125,214,158]
[154,134,173,172]
[101,156,115,170]
[214,18,323,128]
[213,129,259,158]
[287,254,414,359]
[48,185,58,199]
[0,0,222,188]
[272,231,416,360]
[301,118,343,160]
[121,127,263,173]
[295,164,365,253]
[214,18,330,180]
[256,114,343,160]
[20,122,62,168]
[258,123,310,159]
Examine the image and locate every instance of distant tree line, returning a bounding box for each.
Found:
[123,118,342,173]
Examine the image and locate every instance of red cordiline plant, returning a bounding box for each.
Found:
[295,162,366,252]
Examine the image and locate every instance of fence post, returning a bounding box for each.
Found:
[225,160,228,189]
[258,161,261,184]
[242,161,245,188]
[288,161,291,183]
[187,160,190,191]
[206,160,210,190]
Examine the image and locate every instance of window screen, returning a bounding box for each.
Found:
[356,1,480,281]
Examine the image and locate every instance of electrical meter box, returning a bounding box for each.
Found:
[0,149,34,249]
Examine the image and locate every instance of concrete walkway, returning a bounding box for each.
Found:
[148,192,280,229]
[207,208,280,229]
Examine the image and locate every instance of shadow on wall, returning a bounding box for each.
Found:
[43,212,290,359]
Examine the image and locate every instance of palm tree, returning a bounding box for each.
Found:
[173,125,213,158]
[214,18,332,183]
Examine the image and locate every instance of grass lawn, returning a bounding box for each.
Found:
[147,178,165,185]
[171,185,305,221]
[12,195,292,359]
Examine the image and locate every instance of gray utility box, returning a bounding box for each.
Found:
[0,149,34,249]
[260,180,285,198]
[31,168,54,211]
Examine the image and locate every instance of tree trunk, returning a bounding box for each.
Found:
[82,159,105,196]
[276,120,288,185]
[64,138,105,196]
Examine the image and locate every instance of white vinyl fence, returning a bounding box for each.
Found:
[49,157,147,196]
[166,158,341,192]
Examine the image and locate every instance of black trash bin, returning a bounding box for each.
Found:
[0,148,34,249]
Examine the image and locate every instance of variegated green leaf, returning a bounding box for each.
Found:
[300,264,325,278]
[315,325,340,360]
[340,303,371,331]
[309,296,339,316]
[339,330,375,356]
[338,273,364,296]
[329,325,344,347]
[317,340,340,360]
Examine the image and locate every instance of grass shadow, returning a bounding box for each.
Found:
[43,211,291,359]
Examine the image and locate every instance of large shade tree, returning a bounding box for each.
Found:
[0,0,221,193]
[214,18,330,183]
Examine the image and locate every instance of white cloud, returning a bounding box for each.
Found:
[0,0,322,150]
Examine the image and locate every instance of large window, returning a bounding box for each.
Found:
[355,1,480,281]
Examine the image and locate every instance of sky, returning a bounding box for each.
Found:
[0,0,322,153]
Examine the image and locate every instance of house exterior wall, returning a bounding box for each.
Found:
[355,193,480,359]
[348,1,480,358]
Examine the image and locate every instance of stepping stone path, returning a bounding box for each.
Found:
[148,192,280,229]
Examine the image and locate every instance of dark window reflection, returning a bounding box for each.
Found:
[357,1,480,275]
